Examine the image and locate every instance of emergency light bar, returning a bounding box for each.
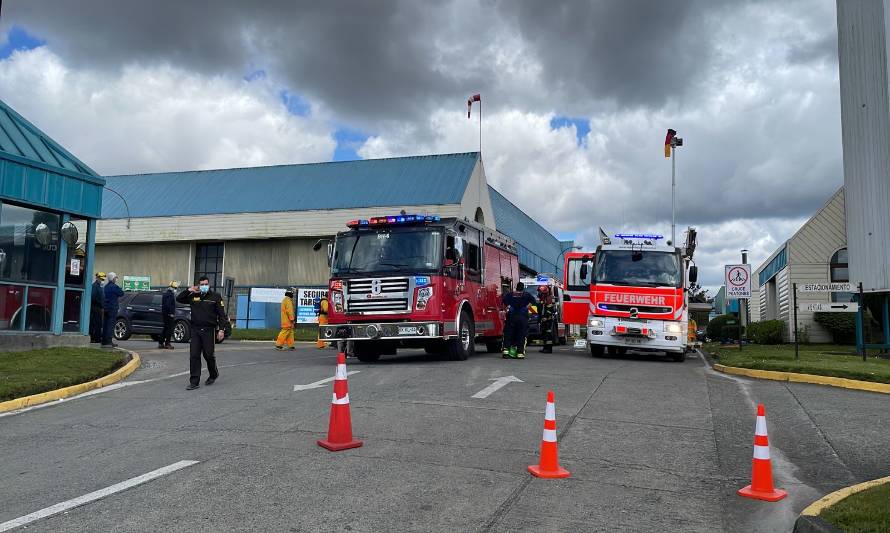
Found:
[614,233,664,240]
[347,215,441,228]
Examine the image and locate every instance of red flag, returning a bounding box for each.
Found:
[468,94,481,118]
[664,128,676,158]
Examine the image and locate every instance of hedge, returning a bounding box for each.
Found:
[747,320,785,344]
[813,312,856,345]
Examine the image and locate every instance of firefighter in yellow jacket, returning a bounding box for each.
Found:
[275,289,296,350]
[316,295,329,349]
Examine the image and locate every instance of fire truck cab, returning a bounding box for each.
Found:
[582,231,698,362]
[318,214,519,362]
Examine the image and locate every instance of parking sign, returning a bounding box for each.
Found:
[725,264,751,299]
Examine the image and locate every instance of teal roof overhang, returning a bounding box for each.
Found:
[0,99,105,219]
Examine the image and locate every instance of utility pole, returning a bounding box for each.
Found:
[739,249,748,350]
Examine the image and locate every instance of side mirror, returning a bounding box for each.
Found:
[326,243,333,267]
[689,265,698,284]
[579,264,588,280]
[312,239,325,252]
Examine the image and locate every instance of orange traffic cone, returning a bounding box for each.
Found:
[528,390,570,479]
[738,404,787,501]
[317,352,363,451]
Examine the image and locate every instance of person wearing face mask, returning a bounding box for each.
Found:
[89,272,106,344]
[177,276,227,390]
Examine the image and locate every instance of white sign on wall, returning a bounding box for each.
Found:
[297,288,329,324]
[801,282,853,293]
[725,264,752,299]
[804,302,859,313]
[250,287,288,303]
[70,258,81,276]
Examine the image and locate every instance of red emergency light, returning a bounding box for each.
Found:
[615,325,628,334]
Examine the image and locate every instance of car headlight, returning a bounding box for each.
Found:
[589,318,604,328]
[665,323,683,333]
[416,286,433,310]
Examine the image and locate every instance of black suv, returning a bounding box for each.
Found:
[113,291,231,344]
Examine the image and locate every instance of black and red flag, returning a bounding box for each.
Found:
[468,94,481,118]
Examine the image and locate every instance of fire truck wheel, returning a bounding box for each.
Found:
[353,342,382,363]
[607,346,627,356]
[671,352,686,363]
[446,310,475,361]
[590,344,605,357]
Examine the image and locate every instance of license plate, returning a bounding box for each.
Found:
[574,339,587,348]
[398,326,418,335]
[625,338,643,344]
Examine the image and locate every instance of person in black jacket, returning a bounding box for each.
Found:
[102,272,125,348]
[177,276,227,390]
[89,272,105,343]
[160,281,178,350]
[501,282,536,359]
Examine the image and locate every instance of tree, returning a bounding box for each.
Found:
[688,283,709,303]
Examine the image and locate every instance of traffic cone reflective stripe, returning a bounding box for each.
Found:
[738,404,786,501]
[528,390,570,479]
[317,352,363,452]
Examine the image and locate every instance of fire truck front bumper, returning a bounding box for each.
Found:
[319,322,441,342]
[587,318,686,354]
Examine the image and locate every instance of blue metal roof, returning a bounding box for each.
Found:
[102,152,479,219]
[488,186,570,277]
[0,98,105,218]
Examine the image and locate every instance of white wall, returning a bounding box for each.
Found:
[458,160,496,229]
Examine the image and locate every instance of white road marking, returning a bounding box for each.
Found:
[471,375,523,399]
[293,371,360,391]
[0,460,199,532]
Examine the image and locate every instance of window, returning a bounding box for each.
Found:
[0,202,61,284]
[63,290,82,332]
[0,285,24,331]
[195,243,224,289]
[830,248,855,303]
[131,293,154,306]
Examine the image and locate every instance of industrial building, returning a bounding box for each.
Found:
[95,152,571,323]
[0,98,104,344]
[752,187,848,342]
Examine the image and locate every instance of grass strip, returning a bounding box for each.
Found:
[0,348,126,402]
[820,482,890,532]
[706,343,890,384]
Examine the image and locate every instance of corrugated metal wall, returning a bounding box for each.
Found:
[837,0,890,292]
[95,243,192,286]
[224,238,329,287]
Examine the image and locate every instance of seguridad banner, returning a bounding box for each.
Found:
[297,288,329,324]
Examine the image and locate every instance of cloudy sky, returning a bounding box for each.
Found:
[0,1,843,292]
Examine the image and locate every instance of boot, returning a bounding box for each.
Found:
[541,344,552,353]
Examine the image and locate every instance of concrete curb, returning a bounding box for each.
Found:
[712,363,890,395]
[0,350,142,413]
[793,475,890,533]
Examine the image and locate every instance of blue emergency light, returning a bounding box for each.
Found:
[614,233,664,240]
[347,214,441,228]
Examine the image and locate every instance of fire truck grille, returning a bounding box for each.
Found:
[346,277,411,314]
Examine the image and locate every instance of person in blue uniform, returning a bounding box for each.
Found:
[501,282,536,359]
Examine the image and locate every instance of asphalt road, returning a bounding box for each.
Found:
[1,340,888,532]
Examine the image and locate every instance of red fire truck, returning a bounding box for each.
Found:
[581,231,698,362]
[318,214,520,362]
[562,250,595,327]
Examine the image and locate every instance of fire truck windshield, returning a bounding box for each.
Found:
[594,250,681,288]
[332,228,442,276]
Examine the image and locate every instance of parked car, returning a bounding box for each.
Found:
[113,291,231,344]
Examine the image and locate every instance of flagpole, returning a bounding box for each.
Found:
[671,144,676,245]
[479,97,482,158]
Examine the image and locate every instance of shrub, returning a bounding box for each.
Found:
[748,320,785,344]
[707,314,737,340]
[813,312,856,345]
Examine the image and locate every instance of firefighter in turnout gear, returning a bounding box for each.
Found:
[276,289,296,350]
[316,295,329,349]
[537,285,556,353]
[501,281,536,359]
